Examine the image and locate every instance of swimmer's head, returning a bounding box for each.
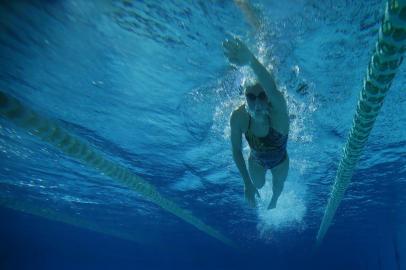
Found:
[242,79,269,118]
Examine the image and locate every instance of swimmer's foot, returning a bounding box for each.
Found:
[267,198,277,210]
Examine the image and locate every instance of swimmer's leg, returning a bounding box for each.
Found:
[268,155,289,209]
[248,154,266,189]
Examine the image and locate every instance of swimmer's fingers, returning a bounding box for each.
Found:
[223,42,248,67]
[245,196,252,207]
[222,40,233,57]
[246,198,253,208]
[222,40,236,53]
[255,189,261,199]
[222,36,242,51]
[224,32,240,42]
[223,45,240,66]
[244,186,257,208]
[248,197,256,208]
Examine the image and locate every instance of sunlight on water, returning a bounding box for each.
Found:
[61,194,100,205]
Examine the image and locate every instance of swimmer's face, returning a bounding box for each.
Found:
[245,83,268,116]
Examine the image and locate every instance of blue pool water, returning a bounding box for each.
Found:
[0,0,405,269]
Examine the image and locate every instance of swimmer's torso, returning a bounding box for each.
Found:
[236,103,289,137]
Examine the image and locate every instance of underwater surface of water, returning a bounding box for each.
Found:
[0,0,405,269]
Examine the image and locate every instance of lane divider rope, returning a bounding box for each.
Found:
[0,91,235,247]
[316,0,406,246]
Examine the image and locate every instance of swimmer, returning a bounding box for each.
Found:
[223,37,289,209]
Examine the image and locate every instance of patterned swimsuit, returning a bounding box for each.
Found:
[244,114,288,169]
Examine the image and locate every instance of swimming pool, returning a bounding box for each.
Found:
[0,1,405,269]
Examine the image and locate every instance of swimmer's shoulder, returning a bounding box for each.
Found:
[230,104,249,132]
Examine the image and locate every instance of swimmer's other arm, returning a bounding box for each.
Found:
[230,109,257,207]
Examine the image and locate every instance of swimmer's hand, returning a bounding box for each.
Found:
[244,182,260,208]
[222,37,253,67]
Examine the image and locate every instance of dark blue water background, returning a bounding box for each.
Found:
[0,0,405,269]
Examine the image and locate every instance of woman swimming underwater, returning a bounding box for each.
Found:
[224,37,290,209]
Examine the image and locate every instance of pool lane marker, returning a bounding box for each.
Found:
[0,91,235,248]
[316,0,406,246]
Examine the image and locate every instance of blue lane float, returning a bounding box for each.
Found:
[0,91,235,247]
[317,0,406,246]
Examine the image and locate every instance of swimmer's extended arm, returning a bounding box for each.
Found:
[249,56,286,109]
[222,37,287,112]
